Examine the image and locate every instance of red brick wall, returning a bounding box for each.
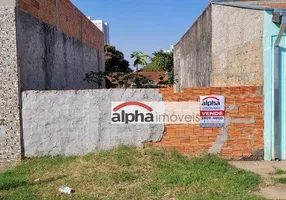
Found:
[18,0,104,51]
[154,86,264,160]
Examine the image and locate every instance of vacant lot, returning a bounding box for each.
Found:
[0,146,263,199]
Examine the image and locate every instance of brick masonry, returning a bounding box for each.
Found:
[16,8,105,90]
[18,0,104,51]
[15,0,105,91]
[153,86,264,160]
[0,6,21,167]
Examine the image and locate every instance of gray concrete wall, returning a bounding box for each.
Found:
[0,0,15,6]
[22,89,164,157]
[174,4,212,91]
[0,6,21,166]
[211,5,264,86]
[17,9,104,90]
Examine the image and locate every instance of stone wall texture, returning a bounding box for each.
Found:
[154,86,264,160]
[211,5,264,87]
[22,89,164,157]
[0,6,21,167]
[174,4,212,91]
[17,9,105,90]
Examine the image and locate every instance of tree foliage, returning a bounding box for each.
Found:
[84,71,155,88]
[142,50,175,84]
[105,45,132,73]
[151,50,173,72]
[142,64,164,72]
[130,51,151,72]
[84,48,176,88]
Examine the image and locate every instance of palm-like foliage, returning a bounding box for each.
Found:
[131,51,151,72]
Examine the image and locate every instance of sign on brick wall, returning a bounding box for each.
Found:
[200,96,225,128]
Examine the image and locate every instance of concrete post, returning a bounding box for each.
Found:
[0,2,22,167]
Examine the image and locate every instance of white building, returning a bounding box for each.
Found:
[88,17,110,45]
[164,45,174,53]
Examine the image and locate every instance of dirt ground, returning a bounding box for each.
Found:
[230,161,286,200]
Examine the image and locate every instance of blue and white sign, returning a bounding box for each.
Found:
[200,96,225,128]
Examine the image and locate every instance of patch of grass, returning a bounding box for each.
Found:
[110,171,138,183]
[271,168,286,175]
[273,178,286,184]
[0,146,264,199]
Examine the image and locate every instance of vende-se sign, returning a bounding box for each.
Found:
[200,96,225,128]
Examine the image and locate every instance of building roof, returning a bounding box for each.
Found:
[212,1,286,10]
[258,3,286,8]
[137,72,167,83]
[107,72,168,85]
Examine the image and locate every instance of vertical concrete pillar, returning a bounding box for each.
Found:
[0,2,22,167]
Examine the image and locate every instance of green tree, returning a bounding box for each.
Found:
[84,71,154,88]
[151,50,173,72]
[131,51,151,85]
[142,64,164,72]
[131,51,151,73]
[153,50,174,84]
[142,50,175,84]
[105,45,132,73]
